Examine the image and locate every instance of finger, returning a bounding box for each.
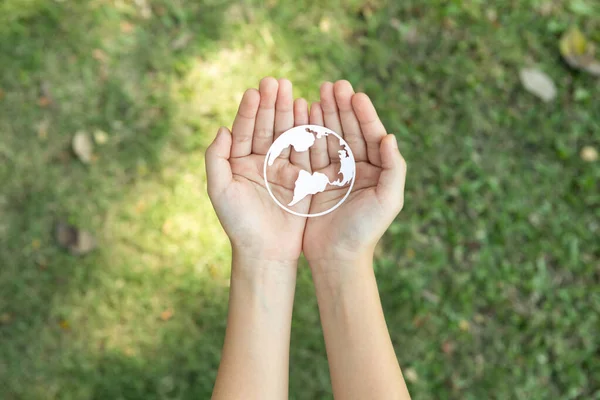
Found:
[333,80,368,162]
[352,92,387,167]
[206,127,233,199]
[377,134,407,214]
[231,89,260,158]
[290,98,311,171]
[309,102,330,170]
[252,77,279,155]
[273,78,294,159]
[320,82,344,161]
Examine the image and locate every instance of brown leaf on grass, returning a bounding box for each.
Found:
[55,222,97,256]
[120,21,135,34]
[37,118,50,140]
[160,308,174,321]
[92,49,108,62]
[0,312,13,325]
[171,33,193,50]
[404,367,419,383]
[519,68,557,102]
[93,129,109,145]
[72,131,94,164]
[319,17,331,33]
[412,314,430,328]
[59,319,71,331]
[209,264,220,279]
[537,1,554,16]
[560,26,600,76]
[441,340,455,355]
[38,81,53,107]
[580,146,598,162]
[38,96,52,107]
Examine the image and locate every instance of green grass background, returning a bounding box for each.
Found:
[0,0,598,399]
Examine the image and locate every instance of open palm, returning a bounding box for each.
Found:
[303,81,407,262]
[206,78,312,261]
[207,78,406,263]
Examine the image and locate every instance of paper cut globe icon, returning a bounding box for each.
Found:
[263,125,356,217]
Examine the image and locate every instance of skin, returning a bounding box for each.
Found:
[206,77,410,400]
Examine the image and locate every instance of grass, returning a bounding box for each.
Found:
[0,0,599,399]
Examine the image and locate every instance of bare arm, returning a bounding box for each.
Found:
[211,255,297,400]
[206,77,310,399]
[311,256,410,399]
[303,80,411,399]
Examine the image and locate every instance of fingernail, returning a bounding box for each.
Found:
[217,127,227,139]
[390,134,398,149]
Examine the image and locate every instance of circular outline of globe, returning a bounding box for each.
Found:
[263,124,356,218]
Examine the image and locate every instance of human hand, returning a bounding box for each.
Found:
[303,80,407,265]
[205,77,312,262]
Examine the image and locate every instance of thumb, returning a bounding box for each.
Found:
[377,134,407,212]
[205,127,233,199]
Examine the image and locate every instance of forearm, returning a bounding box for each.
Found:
[309,253,410,400]
[212,251,297,400]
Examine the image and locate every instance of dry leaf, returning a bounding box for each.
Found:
[422,290,440,304]
[519,68,557,102]
[459,319,471,332]
[0,312,13,325]
[390,18,401,30]
[55,222,97,256]
[560,27,600,76]
[38,96,52,107]
[161,219,172,234]
[171,33,193,50]
[120,21,135,33]
[412,314,430,328]
[403,26,419,45]
[135,0,152,19]
[37,118,50,140]
[92,49,108,62]
[441,340,455,355]
[135,200,147,214]
[486,8,498,23]
[123,346,136,356]
[59,319,71,331]
[93,129,109,145]
[319,17,331,33]
[404,367,419,383]
[72,131,94,164]
[209,264,220,279]
[75,231,97,255]
[160,308,174,321]
[537,1,554,16]
[580,146,598,162]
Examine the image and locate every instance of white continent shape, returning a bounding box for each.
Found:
[265,127,356,209]
[288,170,329,206]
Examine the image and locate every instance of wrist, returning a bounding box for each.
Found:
[231,243,301,265]
[231,249,298,285]
[307,250,375,290]
[306,248,374,273]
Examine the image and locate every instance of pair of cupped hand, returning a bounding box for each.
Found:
[206,78,407,263]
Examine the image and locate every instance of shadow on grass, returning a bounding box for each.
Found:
[0,2,362,399]
[2,1,599,399]
[0,2,237,398]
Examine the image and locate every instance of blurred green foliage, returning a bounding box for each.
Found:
[0,0,598,399]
